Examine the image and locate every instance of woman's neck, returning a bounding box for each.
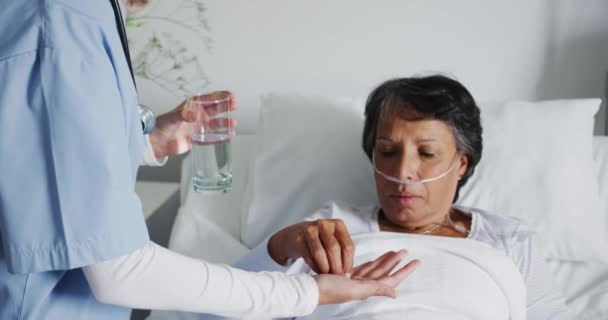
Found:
[378,208,471,238]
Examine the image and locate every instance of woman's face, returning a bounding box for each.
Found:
[373,110,468,229]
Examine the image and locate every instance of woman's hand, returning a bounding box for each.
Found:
[315,250,419,304]
[269,219,355,275]
[148,91,237,158]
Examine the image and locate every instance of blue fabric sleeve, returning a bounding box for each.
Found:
[0,1,149,274]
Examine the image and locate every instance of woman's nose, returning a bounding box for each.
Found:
[396,153,419,180]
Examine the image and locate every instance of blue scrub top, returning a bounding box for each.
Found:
[0,1,150,319]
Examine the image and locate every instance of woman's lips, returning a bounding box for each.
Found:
[390,193,420,206]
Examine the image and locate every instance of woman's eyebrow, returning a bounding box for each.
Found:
[377,137,439,143]
[377,137,441,143]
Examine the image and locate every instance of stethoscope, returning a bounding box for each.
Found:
[109,0,156,134]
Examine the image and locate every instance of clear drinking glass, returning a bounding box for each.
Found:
[188,92,232,193]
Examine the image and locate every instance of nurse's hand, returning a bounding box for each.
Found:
[316,250,420,304]
[148,91,237,158]
[268,219,355,275]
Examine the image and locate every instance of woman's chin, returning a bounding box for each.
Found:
[383,206,423,224]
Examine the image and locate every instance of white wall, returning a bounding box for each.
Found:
[539,0,608,134]
[130,0,608,134]
[539,0,608,98]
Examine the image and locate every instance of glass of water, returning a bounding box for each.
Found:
[188,92,233,193]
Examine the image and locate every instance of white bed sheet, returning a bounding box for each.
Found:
[567,136,608,318]
[150,136,608,320]
[548,260,608,319]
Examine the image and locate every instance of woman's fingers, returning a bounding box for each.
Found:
[351,251,396,279]
[350,261,372,278]
[334,220,355,274]
[318,223,343,274]
[283,219,353,275]
[315,258,421,304]
[303,226,331,274]
[301,250,321,274]
[378,259,421,288]
[364,250,408,280]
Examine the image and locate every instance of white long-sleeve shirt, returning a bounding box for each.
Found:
[141,134,168,166]
[233,201,575,320]
[80,136,319,317]
[82,242,319,318]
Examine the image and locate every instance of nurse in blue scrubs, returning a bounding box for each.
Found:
[0,1,418,319]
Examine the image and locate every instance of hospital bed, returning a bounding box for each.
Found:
[143,94,608,320]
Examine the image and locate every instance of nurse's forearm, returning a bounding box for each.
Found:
[82,242,318,317]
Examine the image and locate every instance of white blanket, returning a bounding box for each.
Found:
[298,232,526,320]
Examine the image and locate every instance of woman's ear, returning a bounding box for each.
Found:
[458,154,469,178]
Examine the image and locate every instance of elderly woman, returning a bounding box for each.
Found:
[227,75,573,319]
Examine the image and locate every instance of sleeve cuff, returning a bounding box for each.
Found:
[292,273,319,316]
[141,135,168,167]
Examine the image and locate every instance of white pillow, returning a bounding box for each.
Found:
[592,136,608,230]
[241,94,377,247]
[242,93,606,262]
[456,99,605,262]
